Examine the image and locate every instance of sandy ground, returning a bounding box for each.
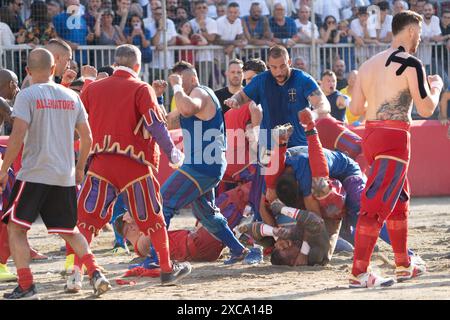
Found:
[0,197,449,300]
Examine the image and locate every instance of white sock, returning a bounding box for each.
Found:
[281,206,300,220]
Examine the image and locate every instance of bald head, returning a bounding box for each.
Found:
[27,48,55,76]
[0,69,19,100]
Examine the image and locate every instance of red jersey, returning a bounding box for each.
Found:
[223,102,252,181]
[80,69,164,172]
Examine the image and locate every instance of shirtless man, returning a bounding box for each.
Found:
[348,10,443,288]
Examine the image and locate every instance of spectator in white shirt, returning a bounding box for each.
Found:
[418,2,442,73]
[294,4,321,44]
[0,21,15,46]
[295,0,324,27]
[216,2,247,57]
[143,5,177,82]
[238,0,270,17]
[190,0,218,86]
[350,6,378,46]
[377,1,393,43]
[322,0,344,23]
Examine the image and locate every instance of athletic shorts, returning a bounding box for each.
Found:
[1,180,78,233]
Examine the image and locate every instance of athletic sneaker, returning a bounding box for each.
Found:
[410,253,426,267]
[0,263,16,282]
[90,270,111,297]
[64,267,83,293]
[160,262,192,286]
[243,247,263,265]
[128,255,160,270]
[349,272,395,288]
[395,262,426,282]
[224,248,251,265]
[3,284,39,300]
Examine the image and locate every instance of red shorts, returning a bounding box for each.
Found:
[169,227,223,262]
[360,121,411,220]
[316,116,362,159]
[77,154,165,236]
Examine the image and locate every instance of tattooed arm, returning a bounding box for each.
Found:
[307,88,331,116]
[166,109,181,130]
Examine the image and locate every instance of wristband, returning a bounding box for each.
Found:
[173,84,183,94]
[157,96,164,105]
[300,241,311,255]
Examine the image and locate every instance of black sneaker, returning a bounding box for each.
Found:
[160,262,192,286]
[3,284,39,300]
[90,271,111,297]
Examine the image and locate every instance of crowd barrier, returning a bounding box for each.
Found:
[156,120,450,198]
[1,42,449,92]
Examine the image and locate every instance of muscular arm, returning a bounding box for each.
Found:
[406,65,442,118]
[349,69,367,116]
[260,196,277,226]
[75,122,93,183]
[439,91,450,124]
[308,88,331,115]
[174,87,204,117]
[226,90,251,109]
[166,109,181,130]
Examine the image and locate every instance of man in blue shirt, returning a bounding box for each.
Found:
[53,0,89,64]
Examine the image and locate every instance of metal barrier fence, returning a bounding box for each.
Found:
[1,42,449,91]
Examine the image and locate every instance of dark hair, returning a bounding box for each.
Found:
[268,45,289,60]
[270,248,289,265]
[228,2,239,9]
[276,173,299,208]
[228,58,243,68]
[358,6,368,15]
[172,60,196,74]
[243,58,267,73]
[194,0,207,8]
[176,19,193,36]
[127,14,145,33]
[392,10,423,36]
[30,1,49,24]
[378,1,390,11]
[98,65,115,76]
[321,69,335,78]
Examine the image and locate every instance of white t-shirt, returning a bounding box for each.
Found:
[322,0,343,22]
[238,0,270,17]
[0,22,15,46]
[190,17,218,62]
[216,16,244,41]
[379,15,393,39]
[421,15,442,38]
[294,19,320,39]
[295,0,324,19]
[350,18,377,38]
[12,83,88,187]
[143,18,177,69]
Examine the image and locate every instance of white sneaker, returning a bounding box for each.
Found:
[64,267,83,293]
[395,261,426,282]
[349,272,395,288]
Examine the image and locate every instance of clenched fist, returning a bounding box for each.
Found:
[168,74,182,87]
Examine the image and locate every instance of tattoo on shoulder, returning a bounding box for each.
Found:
[167,113,181,130]
[376,89,412,122]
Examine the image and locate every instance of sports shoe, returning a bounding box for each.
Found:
[3,284,39,300]
[410,253,426,267]
[349,272,395,288]
[90,270,111,297]
[395,262,426,282]
[224,248,251,265]
[128,255,160,270]
[64,267,83,293]
[243,247,263,265]
[0,263,16,282]
[111,244,129,256]
[160,262,192,286]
